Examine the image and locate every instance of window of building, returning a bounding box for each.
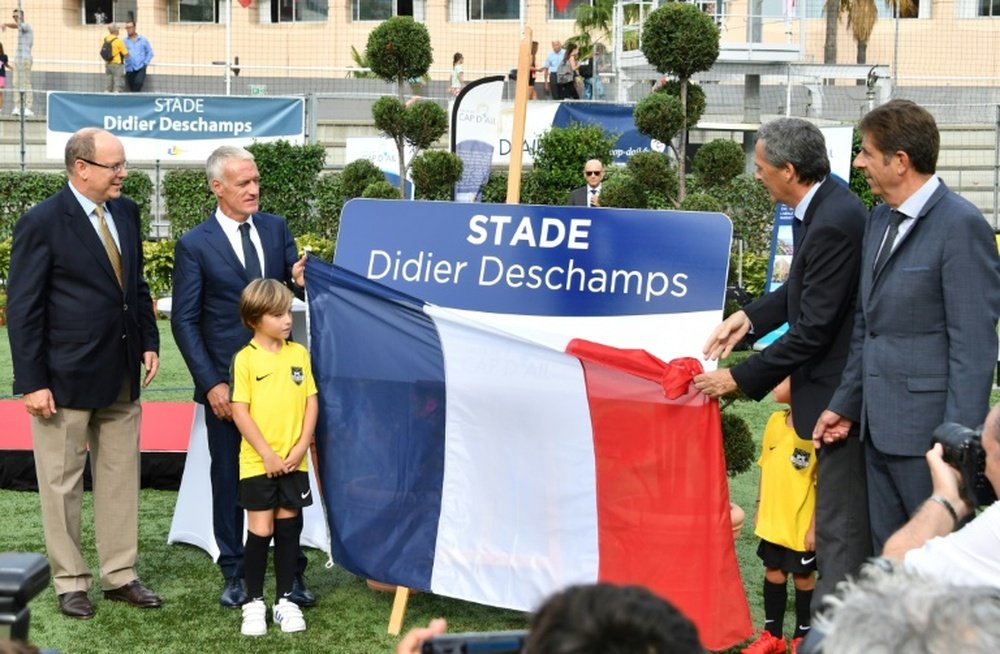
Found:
[265,0,328,22]
[550,0,590,20]
[978,0,1000,15]
[167,0,228,23]
[82,0,137,24]
[353,0,426,21]
[449,0,519,21]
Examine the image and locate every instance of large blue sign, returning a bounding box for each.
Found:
[336,200,731,318]
[335,200,731,363]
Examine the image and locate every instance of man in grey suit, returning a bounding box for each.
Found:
[814,99,1000,553]
[695,118,871,615]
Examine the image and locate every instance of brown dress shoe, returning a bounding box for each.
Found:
[58,591,95,619]
[103,579,163,608]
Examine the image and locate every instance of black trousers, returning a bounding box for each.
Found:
[126,66,147,92]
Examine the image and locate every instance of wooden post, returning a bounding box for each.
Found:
[506,27,534,205]
[388,585,411,635]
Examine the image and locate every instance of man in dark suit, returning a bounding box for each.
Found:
[694,118,871,613]
[7,127,162,619]
[171,146,311,608]
[815,99,1000,553]
[569,159,604,207]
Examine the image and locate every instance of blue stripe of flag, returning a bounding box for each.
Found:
[306,258,446,590]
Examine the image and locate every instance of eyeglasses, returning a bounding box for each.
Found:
[584,171,603,177]
[78,157,128,174]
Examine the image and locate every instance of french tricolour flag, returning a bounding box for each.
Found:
[306,259,751,650]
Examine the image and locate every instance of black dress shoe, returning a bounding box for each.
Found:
[58,591,95,619]
[103,579,163,608]
[220,577,249,608]
[288,574,315,607]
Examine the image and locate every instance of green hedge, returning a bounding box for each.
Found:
[0,170,154,240]
[162,168,215,238]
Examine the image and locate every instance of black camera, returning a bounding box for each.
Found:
[932,422,997,509]
[0,552,50,643]
[421,630,528,653]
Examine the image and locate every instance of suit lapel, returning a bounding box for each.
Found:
[107,199,133,292]
[254,214,282,279]
[868,182,947,291]
[63,188,122,293]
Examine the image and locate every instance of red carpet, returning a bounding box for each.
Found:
[0,401,196,491]
[0,400,194,451]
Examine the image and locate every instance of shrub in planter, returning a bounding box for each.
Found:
[721,410,755,478]
[410,151,463,201]
[362,181,402,199]
[693,139,745,189]
[597,173,647,209]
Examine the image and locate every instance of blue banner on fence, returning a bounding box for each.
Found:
[46,92,305,162]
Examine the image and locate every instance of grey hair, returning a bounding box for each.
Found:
[814,562,1000,653]
[206,146,255,188]
[756,117,831,184]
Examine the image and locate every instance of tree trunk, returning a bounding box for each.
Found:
[823,0,839,63]
[856,39,868,65]
[398,141,407,198]
[678,79,688,202]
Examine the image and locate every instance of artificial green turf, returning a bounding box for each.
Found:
[16,327,990,651]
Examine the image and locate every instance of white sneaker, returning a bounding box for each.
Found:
[273,598,306,633]
[23,109,34,116]
[240,599,267,637]
[11,108,19,116]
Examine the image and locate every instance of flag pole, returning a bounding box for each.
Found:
[506,27,533,204]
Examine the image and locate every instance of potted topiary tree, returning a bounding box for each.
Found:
[721,404,756,539]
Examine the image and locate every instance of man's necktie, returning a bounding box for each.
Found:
[239,222,263,279]
[873,210,905,277]
[589,188,598,207]
[94,205,123,288]
[791,217,803,252]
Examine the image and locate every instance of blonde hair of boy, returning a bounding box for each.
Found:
[239,279,293,331]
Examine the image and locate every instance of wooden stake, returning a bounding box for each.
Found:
[506,27,534,205]
[388,585,411,635]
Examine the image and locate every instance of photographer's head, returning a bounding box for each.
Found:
[523,583,704,654]
[807,563,1000,654]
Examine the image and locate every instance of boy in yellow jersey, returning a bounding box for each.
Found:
[230,279,318,636]
[743,377,816,654]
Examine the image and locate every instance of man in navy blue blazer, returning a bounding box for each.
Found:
[7,128,162,619]
[815,100,1000,553]
[171,145,310,608]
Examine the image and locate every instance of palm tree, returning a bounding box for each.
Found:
[843,0,877,64]
[830,0,918,64]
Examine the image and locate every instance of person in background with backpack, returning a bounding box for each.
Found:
[123,20,153,92]
[557,43,580,100]
[101,23,128,93]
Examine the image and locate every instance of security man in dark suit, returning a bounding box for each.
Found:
[694,118,872,613]
[569,159,604,207]
[7,127,162,619]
